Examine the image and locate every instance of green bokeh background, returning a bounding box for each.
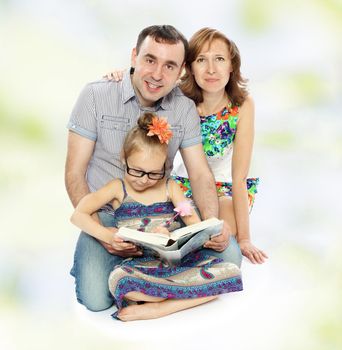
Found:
[1,0,341,349]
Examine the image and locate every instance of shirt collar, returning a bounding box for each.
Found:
[122,70,136,104]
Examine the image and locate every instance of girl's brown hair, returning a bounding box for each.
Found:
[122,112,168,159]
[180,27,248,106]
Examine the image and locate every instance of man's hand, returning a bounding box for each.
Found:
[99,227,143,257]
[203,221,230,252]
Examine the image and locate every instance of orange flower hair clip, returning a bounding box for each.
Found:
[147,116,173,144]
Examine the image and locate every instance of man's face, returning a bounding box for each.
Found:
[131,36,185,107]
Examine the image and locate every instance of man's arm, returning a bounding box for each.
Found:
[180,144,230,252]
[65,131,142,257]
[65,131,95,208]
[180,144,218,219]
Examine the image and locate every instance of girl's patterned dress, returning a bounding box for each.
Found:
[104,179,243,319]
[172,103,259,208]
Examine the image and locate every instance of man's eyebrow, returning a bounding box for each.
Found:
[144,53,179,68]
[165,60,179,68]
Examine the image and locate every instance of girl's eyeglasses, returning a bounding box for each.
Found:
[125,160,165,180]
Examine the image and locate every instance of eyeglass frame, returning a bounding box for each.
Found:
[125,158,166,180]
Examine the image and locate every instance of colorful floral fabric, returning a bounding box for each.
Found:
[171,176,260,209]
[99,179,181,232]
[201,103,238,158]
[108,251,242,318]
[105,179,243,319]
[172,103,259,209]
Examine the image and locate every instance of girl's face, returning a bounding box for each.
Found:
[124,149,166,192]
[191,39,233,95]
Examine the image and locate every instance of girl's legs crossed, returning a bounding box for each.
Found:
[118,295,217,321]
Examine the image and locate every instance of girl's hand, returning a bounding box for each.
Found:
[151,226,170,236]
[103,69,125,81]
[239,239,268,264]
[100,227,143,257]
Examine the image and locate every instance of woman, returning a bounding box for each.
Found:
[173,28,267,264]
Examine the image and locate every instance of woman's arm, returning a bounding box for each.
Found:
[231,96,254,242]
[232,96,267,263]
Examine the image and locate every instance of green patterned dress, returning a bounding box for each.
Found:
[172,103,259,208]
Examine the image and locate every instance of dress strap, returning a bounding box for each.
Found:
[118,178,128,201]
[165,178,171,201]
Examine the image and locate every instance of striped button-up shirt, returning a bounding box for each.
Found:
[67,71,201,192]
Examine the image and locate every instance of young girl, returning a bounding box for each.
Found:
[71,112,242,321]
[106,28,267,264]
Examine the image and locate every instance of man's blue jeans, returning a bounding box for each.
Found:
[70,212,242,312]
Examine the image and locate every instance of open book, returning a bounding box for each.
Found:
[117,217,223,265]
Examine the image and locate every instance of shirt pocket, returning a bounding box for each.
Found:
[100,115,131,132]
[170,124,183,139]
[98,115,131,155]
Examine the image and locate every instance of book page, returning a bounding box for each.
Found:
[118,217,223,246]
[179,223,222,259]
[170,217,222,241]
[117,227,169,246]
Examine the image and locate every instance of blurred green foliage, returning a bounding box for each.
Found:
[285,72,329,106]
[240,0,276,31]
[259,131,296,149]
[0,108,47,144]
[241,0,342,32]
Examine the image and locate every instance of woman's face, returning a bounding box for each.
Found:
[191,39,232,95]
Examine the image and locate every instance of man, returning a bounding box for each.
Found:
[65,25,241,312]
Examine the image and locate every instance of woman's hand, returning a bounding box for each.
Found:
[103,69,125,81]
[239,239,268,264]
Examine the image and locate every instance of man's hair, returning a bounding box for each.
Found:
[135,25,189,63]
